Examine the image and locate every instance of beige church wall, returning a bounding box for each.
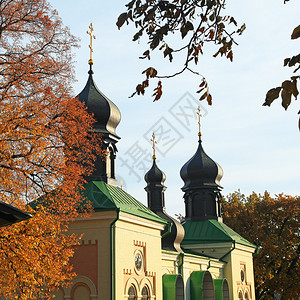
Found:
[114,212,166,300]
[183,254,225,300]
[53,210,118,300]
[223,245,256,300]
[161,250,226,300]
[161,250,178,275]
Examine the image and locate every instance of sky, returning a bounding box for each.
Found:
[49,0,300,217]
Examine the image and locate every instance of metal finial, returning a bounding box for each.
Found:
[87,23,96,65]
[197,106,202,137]
[150,132,157,159]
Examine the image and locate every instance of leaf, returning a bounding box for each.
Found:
[126,0,136,9]
[207,94,212,105]
[288,54,300,67]
[139,50,150,60]
[281,80,293,92]
[263,87,281,106]
[200,91,208,100]
[142,67,157,78]
[150,34,160,49]
[227,50,233,62]
[209,11,215,22]
[291,25,300,40]
[152,81,162,101]
[116,13,128,29]
[133,29,143,41]
[196,87,205,93]
[284,58,290,67]
[199,81,207,88]
[163,46,174,62]
[180,21,194,39]
[291,78,299,99]
[229,17,238,26]
[144,7,156,22]
[281,89,292,110]
[208,29,215,40]
[237,23,246,35]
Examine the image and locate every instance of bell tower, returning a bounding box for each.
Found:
[77,24,121,185]
[180,107,223,222]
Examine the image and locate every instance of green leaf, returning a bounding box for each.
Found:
[281,89,292,110]
[291,25,300,40]
[116,13,128,29]
[263,87,281,106]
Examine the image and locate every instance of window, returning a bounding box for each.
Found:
[142,286,150,300]
[128,285,137,300]
[241,269,245,282]
[238,291,243,300]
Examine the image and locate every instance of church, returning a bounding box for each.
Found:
[53,26,257,300]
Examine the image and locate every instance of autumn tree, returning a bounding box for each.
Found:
[117,0,299,128]
[0,0,100,299]
[222,191,300,299]
[263,22,300,129]
[117,0,245,102]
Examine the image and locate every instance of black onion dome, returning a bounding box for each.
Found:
[180,139,223,191]
[77,69,121,137]
[145,159,166,188]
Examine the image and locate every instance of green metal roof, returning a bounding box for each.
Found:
[82,181,167,224]
[182,219,256,249]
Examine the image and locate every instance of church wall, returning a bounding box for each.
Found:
[53,211,118,300]
[223,245,256,300]
[161,250,226,300]
[114,212,165,300]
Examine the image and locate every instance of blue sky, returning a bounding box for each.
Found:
[49,0,300,216]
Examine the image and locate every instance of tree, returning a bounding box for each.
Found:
[0,0,101,298]
[117,0,245,103]
[263,22,300,129]
[117,0,299,129]
[222,191,300,299]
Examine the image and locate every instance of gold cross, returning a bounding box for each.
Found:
[87,23,96,65]
[150,132,157,159]
[197,106,202,136]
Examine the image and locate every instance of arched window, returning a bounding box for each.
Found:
[128,285,137,300]
[142,285,150,300]
[238,291,243,300]
[245,292,249,299]
[109,147,115,179]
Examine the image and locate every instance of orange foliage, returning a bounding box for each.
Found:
[222,191,300,299]
[0,0,101,299]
